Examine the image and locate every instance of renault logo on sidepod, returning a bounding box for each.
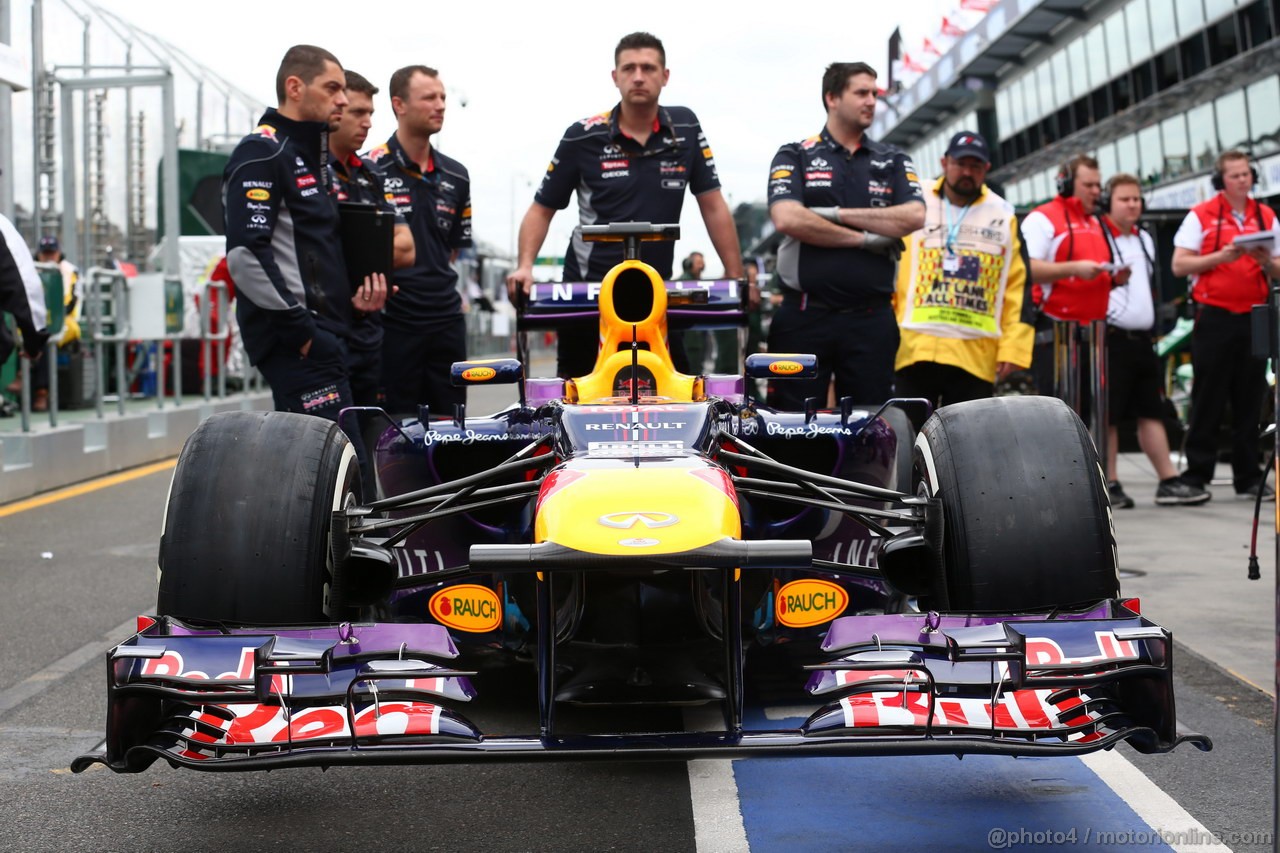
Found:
[598,512,678,529]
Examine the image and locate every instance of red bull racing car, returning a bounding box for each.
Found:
[74,223,1210,774]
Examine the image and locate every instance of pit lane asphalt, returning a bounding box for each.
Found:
[0,386,1272,851]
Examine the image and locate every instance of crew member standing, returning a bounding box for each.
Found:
[224,44,387,421]
[1100,174,1210,507]
[1021,155,1123,400]
[368,64,472,417]
[894,131,1033,407]
[328,70,414,406]
[766,61,925,409]
[505,31,746,379]
[1171,150,1280,500]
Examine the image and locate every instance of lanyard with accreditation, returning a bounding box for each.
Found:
[901,189,1015,339]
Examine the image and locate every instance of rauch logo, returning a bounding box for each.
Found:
[429,584,502,633]
[775,579,849,628]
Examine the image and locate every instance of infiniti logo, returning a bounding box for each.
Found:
[598,512,678,529]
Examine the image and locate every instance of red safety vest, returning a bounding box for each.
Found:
[1030,195,1113,322]
[1189,194,1277,314]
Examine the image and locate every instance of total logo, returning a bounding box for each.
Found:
[428,584,502,633]
[775,579,849,628]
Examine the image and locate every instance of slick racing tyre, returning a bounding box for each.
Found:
[915,395,1119,612]
[157,411,359,622]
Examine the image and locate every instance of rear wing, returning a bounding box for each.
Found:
[518,279,747,331]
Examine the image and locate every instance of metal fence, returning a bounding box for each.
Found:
[8,264,265,432]
[6,266,556,433]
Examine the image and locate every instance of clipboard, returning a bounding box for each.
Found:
[339,202,395,291]
[1232,231,1276,252]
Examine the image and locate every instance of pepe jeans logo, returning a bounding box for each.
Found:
[598,512,678,529]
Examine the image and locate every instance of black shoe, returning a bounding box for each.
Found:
[1108,480,1135,509]
[1236,481,1275,502]
[1155,477,1211,506]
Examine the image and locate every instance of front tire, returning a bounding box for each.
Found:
[915,396,1118,612]
[157,411,359,622]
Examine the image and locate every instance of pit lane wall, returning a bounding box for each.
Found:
[0,393,273,504]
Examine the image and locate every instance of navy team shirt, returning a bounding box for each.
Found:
[767,127,923,308]
[366,134,472,329]
[535,103,720,281]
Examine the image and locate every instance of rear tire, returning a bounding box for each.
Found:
[157,411,359,622]
[915,396,1118,612]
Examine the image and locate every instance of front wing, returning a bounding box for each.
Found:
[73,602,1209,773]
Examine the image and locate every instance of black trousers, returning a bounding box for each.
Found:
[381,315,466,419]
[765,298,897,409]
[894,362,993,409]
[347,340,384,407]
[1182,305,1267,489]
[256,328,352,422]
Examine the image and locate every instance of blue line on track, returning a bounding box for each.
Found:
[733,709,1173,852]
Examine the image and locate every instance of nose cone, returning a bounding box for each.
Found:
[535,460,740,555]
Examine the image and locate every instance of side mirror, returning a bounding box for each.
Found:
[450,358,523,387]
[744,353,818,380]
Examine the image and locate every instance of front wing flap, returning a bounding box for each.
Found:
[73,604,1209,773]
[805,605,1209,754]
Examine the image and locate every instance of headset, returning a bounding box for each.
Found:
[1099,175,1146,218]
[1056,155,1101,199]
[1055,161,1075,198]
[1210,152,1259,191]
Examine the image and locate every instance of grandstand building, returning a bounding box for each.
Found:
[873,0,1280,298]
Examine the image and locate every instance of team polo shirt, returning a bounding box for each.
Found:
[535,103,720,280]
[330,151,403,350]
[767,128,923,308]
[366,134,471,327]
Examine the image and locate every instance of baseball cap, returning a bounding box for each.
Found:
[945,131,990,164]
[38,235,59,251]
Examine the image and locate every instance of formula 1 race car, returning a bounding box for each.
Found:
[74,223,1209,774]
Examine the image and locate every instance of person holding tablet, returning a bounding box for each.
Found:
[1171,150,1280,500]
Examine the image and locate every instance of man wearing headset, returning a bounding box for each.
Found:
[1021,155,1125,402]
[1171,150,1280,501]
[1100,174,1209,507]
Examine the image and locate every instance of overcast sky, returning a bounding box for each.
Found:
[13,0,966,273]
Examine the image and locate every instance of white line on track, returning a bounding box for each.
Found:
[0,612,143,716]
[684,706,750,853]
[1080,748,1231,852]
